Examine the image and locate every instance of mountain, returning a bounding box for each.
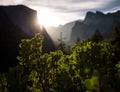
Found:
[71,10,120,43]
[47,10,120,45]
[0,5,54,72]
[46,21,76,45]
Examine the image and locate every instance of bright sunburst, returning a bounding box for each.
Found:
[37,8,60,27]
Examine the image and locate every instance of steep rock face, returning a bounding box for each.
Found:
[71,21,93,43]
[47,21,76,45]
[0,7,28,72]
[71,10,120,43]
[0,5,54,72]
[2,5,38,35]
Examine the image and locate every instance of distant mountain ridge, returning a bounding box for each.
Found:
[47,10,120,45]
[47,21,76,44]
[71,10,120,43]
[0,5,54,72]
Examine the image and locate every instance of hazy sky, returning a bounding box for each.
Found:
[0,0,120,26]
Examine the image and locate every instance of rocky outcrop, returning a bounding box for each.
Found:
[0,5,55,72]
[70,10,120,43]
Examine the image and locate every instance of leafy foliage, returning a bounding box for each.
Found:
[0,33,120,92]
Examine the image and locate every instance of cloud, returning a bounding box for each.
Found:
[23,0,116,12]
[0,0,120,25]
[1,0,119,13]
[0,0,119,12]
[0,0,24,5]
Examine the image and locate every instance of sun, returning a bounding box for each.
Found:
[37,9,59,27]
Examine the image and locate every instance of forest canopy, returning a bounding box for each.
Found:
[0,29,120,92]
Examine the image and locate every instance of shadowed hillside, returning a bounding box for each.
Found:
[71,10,120,43]
[0,5,55,72]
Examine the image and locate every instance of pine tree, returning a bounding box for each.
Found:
[90,29,103,43]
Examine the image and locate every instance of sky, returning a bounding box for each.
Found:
[0,0,120,27]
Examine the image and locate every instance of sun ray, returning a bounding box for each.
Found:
[37,8,60,27]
